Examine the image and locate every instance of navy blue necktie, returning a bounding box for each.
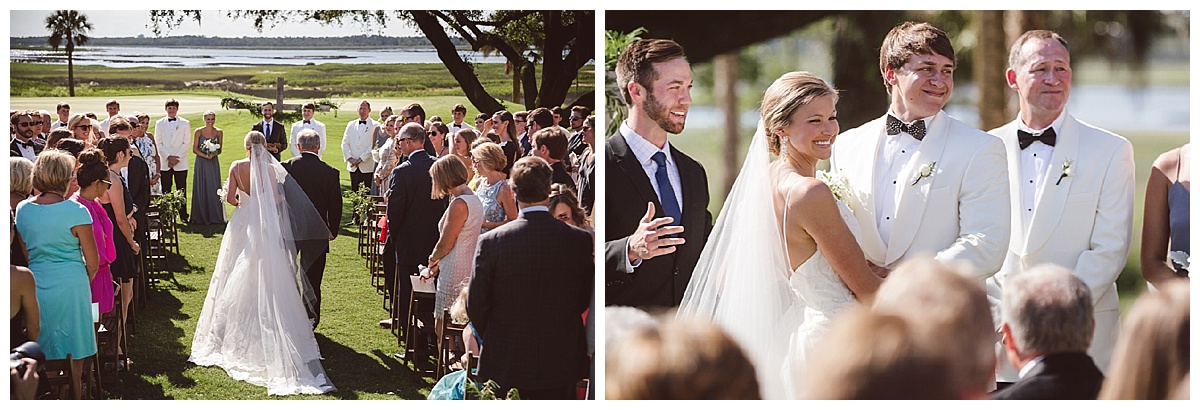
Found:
[651,152,682,225]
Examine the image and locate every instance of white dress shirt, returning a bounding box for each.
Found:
[290,118,327,158]
[1016,111,1067,231]
[449,121,474,135]
[13,139,37,161]
[620,121,683,212]
[873,111,928,246]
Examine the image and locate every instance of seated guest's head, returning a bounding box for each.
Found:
[1099,280,1190,399]
[508,156,552,205]
[429,155,469,200]
[55,138,85,159]
[10,157,34,199]
[33,150,76,194]
[872,258,996,399]
[531,126,569,162]
[1000,265,1094,371]
[606,318,761,400]
[469,142,506,174]
[802,309,958,399]
[548,183,587,229]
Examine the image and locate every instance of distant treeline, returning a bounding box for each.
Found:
[10,35,468,49]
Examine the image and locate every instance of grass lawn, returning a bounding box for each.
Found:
[669,126,1188,318]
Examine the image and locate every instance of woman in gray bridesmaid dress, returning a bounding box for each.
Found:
[190,110,226,225]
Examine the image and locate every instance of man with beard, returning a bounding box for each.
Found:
[10,110,44,161]
[251,102,288,161]
[605,38,712,310]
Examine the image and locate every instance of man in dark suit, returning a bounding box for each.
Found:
[10,111,45,161]
[530,127,575,192]
[382,122,447,339]
[468,156,592,400]
[251,102,288,161]
[282,129,343,329]
[993,265,1104,400]
[605,38,712,310]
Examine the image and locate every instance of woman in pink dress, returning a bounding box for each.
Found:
[70,149,117,314]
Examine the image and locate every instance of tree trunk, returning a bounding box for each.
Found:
[975,10,1010,130]
[716,52,739,196]
[410,11,503,115]
[67,48,76,97]
[511,63,522,104]
[832,11,898,129]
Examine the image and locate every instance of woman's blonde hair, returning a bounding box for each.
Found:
[429,155,469,199]
[32,150,76,193]
[66,113,89,135]
[10,157,35,196]
[606,319,761,400]
[244,131,266,149]
[1098,280,1190,399]
[760,71,838,156]
[470,142,507,173]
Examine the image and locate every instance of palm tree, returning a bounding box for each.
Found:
[45,10,93,97]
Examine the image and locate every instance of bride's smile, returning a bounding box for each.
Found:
[780,93,839,164]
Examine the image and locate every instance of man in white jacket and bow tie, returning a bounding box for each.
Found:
[986,29,1134,385]
[342,100,378,195]
[291,102,327,159]
[830,21,1010,282]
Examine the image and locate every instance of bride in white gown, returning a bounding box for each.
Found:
[678,72,883,399]
[189,131,336,395]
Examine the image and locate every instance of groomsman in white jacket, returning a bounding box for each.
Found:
[155,98,192,221]
[830,21,1010,281]
[291,102,327,159]
[342,100,378,195]
[986,30,1134,384]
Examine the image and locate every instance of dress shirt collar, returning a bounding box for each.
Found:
[620,120,674,169]
[1016,109,1068,136]
[519,205,549,215]
[1018,355,1046,379]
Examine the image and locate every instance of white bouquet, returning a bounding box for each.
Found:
[1169,251,1190,272]
[200,139,221,155]
[817,170,851,203]
[216,179,229,199]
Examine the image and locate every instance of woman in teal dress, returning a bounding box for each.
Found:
[14,150,100,399]
[191,110,226,225]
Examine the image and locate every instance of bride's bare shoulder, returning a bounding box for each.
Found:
[780,173,836,211]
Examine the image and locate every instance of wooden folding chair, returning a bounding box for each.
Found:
[437,308,467,379]
[41,354,76,400]
[397,275,435,374]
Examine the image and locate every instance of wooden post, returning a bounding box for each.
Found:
[716,52,739,197]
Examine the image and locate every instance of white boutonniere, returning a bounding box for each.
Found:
[1169,251,1190,271]
[911,162,937,186]
[817,170,851,202]
[1056,160,1073,185]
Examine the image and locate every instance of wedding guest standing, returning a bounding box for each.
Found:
[116,117,152,261]
[428,121,450,158]
[425,155,483,339]
[15,150,100,399]
[986,30,1134,383]
[343,100,379,195]
[548,183,592,237]
[1097,280,1189,400]
[448,103,473,135]
[382,123,446,331]
[10,111,44,161]
[133,112,162,195]
[155,98,191,221]
[491,111,522,173]
[99,136,141,365]
[575,115,596,218]
[66,113,94,146]
[289,102,327,159]
[281,129,342,329]
[451,129,477,183]
[470,142,517,232]
[830,22,1009,279]
[373,115,402,196]
[71,149,118,316]
[1141,143,1189,286]
[98,99,120,135]
[250,102,286,161]
[530,127,575,192]
[11,157,34,266]
[374,106,395,149]
[993,265,1104,399]
[190,111,226,225]
[52,102,71,129]
[606,39,712,310]
[467,157,592,400]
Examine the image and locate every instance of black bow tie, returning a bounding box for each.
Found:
[167,118,177,122]
[304,120,311,124]
[15,139,34,148]
[358,120,367,125]
[886,115,927,140]
[1018,128,1056,149]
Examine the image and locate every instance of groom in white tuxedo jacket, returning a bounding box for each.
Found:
[986,30,1134,383]
[830,22,1010,281]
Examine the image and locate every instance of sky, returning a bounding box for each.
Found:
[10,10,424,38]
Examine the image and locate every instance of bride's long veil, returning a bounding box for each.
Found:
[245,144,330,317]
[677,123,802,399]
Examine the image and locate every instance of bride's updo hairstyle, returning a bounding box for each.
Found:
[76,148,109,190]
[244,131,266,149]
[761,72,838,156]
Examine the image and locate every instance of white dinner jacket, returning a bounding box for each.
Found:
[829,111,1010,280]
[341,118,378,173]
[986,113,1134,381]
[290,119,328,158]
[154,116,192,171]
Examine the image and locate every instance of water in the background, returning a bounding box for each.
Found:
[688,84,1189,135]
[10,46,510,68]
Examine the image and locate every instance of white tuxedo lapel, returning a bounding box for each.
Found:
[835,116,887,263]
[1022,115,1080,254]
[996,120,1027,254]
[885,111,950,265]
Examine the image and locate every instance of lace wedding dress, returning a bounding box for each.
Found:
[678,124,859,400]
[189,145,336,395]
